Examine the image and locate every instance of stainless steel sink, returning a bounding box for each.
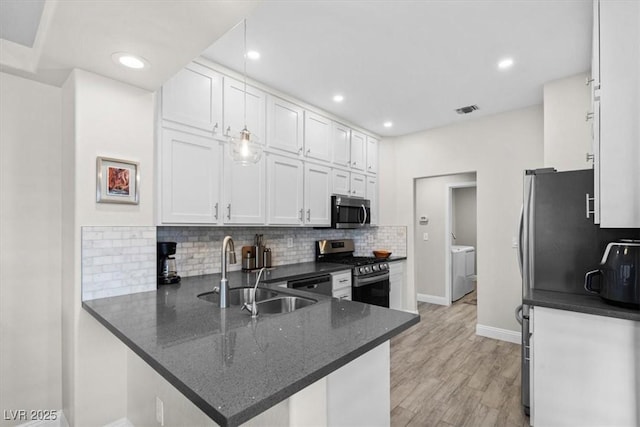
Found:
[198,287,279,306]
[254,296,316,315]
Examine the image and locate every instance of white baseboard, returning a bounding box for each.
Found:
[416,293,449,306]
[103,417,134,427]
[17,410,68,427]
[476,324,521,344]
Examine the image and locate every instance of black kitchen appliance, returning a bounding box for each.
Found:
[585,240,640,308]
[158,241,181,285]
[516,168,640,415]
[316,239,389,307]
[330,195,371,229]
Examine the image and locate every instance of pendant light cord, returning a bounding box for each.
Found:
[243,18,247,130]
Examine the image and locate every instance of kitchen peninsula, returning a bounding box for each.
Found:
[83,271,419,426]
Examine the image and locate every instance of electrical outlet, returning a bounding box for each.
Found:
[423,232,429,241]
[156,396,164,426]
[287,237,293,248]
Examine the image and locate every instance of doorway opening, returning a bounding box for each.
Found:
[446,182,477,305]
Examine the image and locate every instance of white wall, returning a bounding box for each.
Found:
[414,173,476,299]
[453,186,477,249]
[543,72,592,171]
[379,106,543,333]
[61,69,155,426]
[0,73,62,426]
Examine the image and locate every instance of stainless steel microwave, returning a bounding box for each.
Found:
[331,195,371,229]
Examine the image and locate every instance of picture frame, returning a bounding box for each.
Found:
[96,156,140,205]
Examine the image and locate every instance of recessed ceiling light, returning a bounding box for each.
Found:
[246,50,260,60]
[333,94,344,103]
[112,52,147,69]
[383,121,393,128]
[498,58,514,70]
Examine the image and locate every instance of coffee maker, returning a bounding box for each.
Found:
[157,241,181,285]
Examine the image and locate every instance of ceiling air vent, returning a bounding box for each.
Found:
[455,105,479,115]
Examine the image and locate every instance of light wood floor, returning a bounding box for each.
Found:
[390,293,530,427]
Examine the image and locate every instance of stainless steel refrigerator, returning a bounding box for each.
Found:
[515,168,638,415]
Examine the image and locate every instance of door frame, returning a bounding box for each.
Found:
[445,181,477,304]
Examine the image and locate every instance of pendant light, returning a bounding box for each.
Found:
[229,19,262,165]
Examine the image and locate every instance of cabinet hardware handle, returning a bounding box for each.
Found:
[306,209,311,221]
[585,112,594,121]
[298,147,303,154]
[586,193,596,219]
[213,123,219,133]
[339,295,349,300]
[299,208,304,221]
[227,203,231,220]
[306,149,311,155]
[585,77,594,86]
[352,161,357,166]
[214,202,219,220]
[586,153,595,162]
[368,165,372,169]
[347,160,351,165]
[225,126,231,137]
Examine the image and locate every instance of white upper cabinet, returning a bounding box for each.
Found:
[332,169,351,196]
[266,95,304,155]
[304,163,332,226]
[350,173,366,198]
[366,136,378,174]
[160,129,222,224]
[161,63,223,135]
[350,130,366,172]
[366,176,378,225]
[304,111,332,162]
[331,122,351,167]
[223,77,266,144]
[222,149,265,224]
[594,0,640,227]
[266,154,304,225]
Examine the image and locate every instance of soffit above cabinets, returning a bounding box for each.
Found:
[0,0,258,91]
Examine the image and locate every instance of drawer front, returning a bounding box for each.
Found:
[332,271,352,291]
[333,287,352,301]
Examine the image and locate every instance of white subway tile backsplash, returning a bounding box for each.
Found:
[157,225,407,279]
[82,226,156,301]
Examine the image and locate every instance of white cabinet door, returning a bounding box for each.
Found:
[389,261,405,311]
[223,150,265,224]
[366,136,379,174]
[267,154,304,225]
[532,307,639,426]
[350,173,366,198]
[331,122,350,167]
[332,169,350,196]
[350,130,366,172]
[304,111,331,162]
[161,63,223,135]
[304,163,332,226]
[366,176,378,225]
[266,95,304,155]
[597,0,640,227]
[223,77,266,144]
[161,129,221,224]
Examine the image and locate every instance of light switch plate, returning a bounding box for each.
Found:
[423,232,429,241]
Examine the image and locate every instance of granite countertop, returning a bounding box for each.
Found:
[525,289,640,321]
[83,269,419,427]
[385,256,407,262]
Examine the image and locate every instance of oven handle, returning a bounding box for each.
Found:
[361,204,368,225]
[353,272,389,287]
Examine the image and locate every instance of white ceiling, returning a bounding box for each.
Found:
[0,0,258,91]
[202,0,593,137]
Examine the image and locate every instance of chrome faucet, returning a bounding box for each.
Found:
[242,267,267,318]
[219,236,237,308]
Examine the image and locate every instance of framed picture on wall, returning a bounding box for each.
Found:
[96,156,139,204]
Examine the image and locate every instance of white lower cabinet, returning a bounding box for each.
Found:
[222,149,265,224]
[160,129,222,224]
[531,306,640,426]
[389,261,405,311]
[304,163,332,226]
[266,154,304,225]
[331,271,352,300]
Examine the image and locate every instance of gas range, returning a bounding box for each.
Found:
[316,239,390,308]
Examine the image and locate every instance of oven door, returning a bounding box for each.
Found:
[352,272,390,308]
[331,196,371,229]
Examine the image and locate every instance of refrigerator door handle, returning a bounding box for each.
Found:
[515,304,523,325]
[518,205,524,277]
